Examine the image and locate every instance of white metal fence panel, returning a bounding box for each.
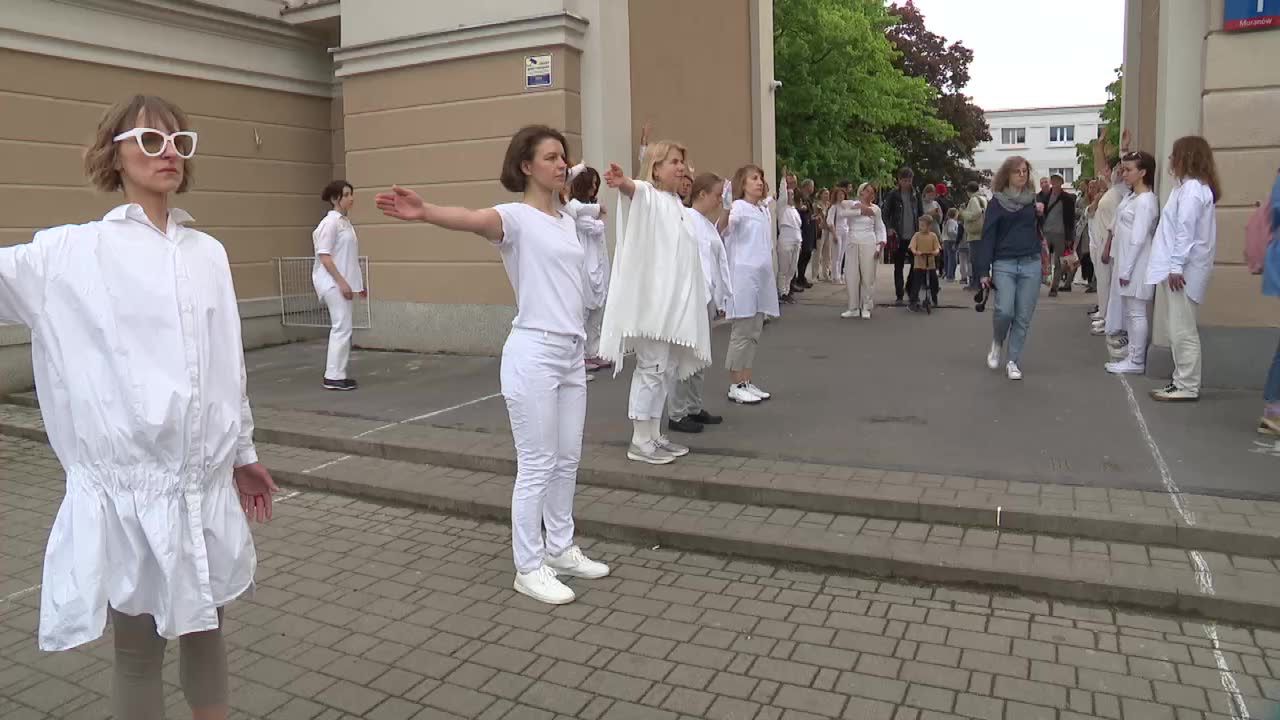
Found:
[274,256,371,329]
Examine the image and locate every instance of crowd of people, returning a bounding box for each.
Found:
[0,90,1277,720]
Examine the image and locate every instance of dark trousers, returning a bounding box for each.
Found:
[1080,252,1095,285]
[908,268,939,305]
[893,250,913,300]
[797,244,814,284]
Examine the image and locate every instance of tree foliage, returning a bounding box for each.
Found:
[883,1,990,191]
[774,0,950,187]
[1076,66,1123,183]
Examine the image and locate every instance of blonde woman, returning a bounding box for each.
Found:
[602,141,712,464]
[838,182,887,319]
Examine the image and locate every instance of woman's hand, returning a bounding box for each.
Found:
[598,205,608,219]
[234,463,279,523]
[338,279,354,300]
[1119,277,1130,287]
[981,276,993,290]
[861,205,875,217]
[376,185,427,222]
[1035,202,1045,216]
[1168,273,1186,292]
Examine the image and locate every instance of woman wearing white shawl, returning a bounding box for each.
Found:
[601,141,711,465]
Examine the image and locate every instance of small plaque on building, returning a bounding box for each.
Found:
[1225,0,1279,31]
[525,54,552,90]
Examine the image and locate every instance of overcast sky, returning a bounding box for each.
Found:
[901,0,1126,110]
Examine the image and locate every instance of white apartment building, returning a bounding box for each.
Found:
[972,105,1105,185]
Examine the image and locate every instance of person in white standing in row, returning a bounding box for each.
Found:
[722,164,781,404]
[313,180,366,391]
[826,186,850,285]
[376,125,609,606]
[1146,135,1221,402]
[600,140,711,465]
[1103,151,1159,375]
[776,169,803,303]
[838,182,887,319]
[668,172,735,435]
[564,164,611,373]
[0,94,278,720]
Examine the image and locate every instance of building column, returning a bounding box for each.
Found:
[750,0,777,186]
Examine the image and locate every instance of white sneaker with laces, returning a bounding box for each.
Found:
[1105,360,1145,375]
[1090,326,1106,336]
[840,310,858,319]
[728,384,761,404]
[545,546,610,579]
[986,341,1001,370]
[654,435,690,457]
[1150,383,1199,402]
[861,309,872,319]
[1006,362,1023,381]
[744,383,771,400]
[514,565,575,605]
[627,440,676,465]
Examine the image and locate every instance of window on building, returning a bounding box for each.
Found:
[1001,127,1026,145]
[1049,125,1075,143]
[1049,168,1075,183]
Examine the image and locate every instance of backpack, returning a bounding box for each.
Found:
[1245,201,1269,274]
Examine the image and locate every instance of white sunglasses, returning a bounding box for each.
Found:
[113,128,198,159]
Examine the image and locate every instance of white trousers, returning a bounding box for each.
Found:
[1122,295,1152,366]
[832,234,848,282]
[1163,282,1202,393]
[1096,259,1113,324]
[320,288,353,381]
[629,339,677,421]
[845,243,878,312]
[777,241,800,295]
[584,306,604,359]
[1104,262,1125,334]
[500,328,587,573]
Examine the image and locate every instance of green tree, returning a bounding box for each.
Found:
[1076,66,1123,183]
[884,1,990,191]
[774,0,950,187]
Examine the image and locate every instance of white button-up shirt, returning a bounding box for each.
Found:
[312,210,363,297]
[1147,178,1218,304]
[724,199,782,320]
[686,207,734,313]
[0,204,259,651]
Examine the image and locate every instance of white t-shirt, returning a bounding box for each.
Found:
[312,210,363,297]
[494,202,588,338]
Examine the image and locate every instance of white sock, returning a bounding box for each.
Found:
[632,420,648,446]
[645,419,661,441]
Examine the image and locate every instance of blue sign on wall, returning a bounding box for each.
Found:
[1225,0,1280,31]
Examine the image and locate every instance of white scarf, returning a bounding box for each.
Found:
[599,181,711,381]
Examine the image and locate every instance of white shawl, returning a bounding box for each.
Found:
[599,180,710,381]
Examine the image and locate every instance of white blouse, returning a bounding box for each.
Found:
[685,207,734,313]
[565,198,609,311]
[837,201,888,246]
[312,210,363,297]
[494,202,588,338]
[0,204,259,651]
[724,198,782,320]
[826,205,849,241]
[1147,178,1218,304]
[1113,191,1159,300]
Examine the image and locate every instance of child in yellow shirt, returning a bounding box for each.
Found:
[909,215,942,312]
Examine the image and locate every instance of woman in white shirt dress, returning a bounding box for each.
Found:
[722,164,782,405]
[1146,136,1222,402]
[0,95,278,720]
[313,180,365,390]
[1104,151,1159,375]
[376,125,609,606]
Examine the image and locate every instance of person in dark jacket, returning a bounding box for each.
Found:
[1038,174,1077,295]
[882,167,923,304]
[975,155,1045,381]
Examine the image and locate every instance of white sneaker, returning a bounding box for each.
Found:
[514,566,575,605]
[627,440,676,465]
[861,309,872,319]
[728,384,761,404]
[1150,383,1199,402]
[744,383,771,400]
[841,310,858,319]
[654,435,690,457]
[986,342,1001,370]
[1090,326,1106,336]
[545,546,610,579]
[1006,362,1023,381]
[1090,312,1103,321]
[1105,360,1146,375]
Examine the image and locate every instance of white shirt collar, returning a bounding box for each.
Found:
[104,204,195,226]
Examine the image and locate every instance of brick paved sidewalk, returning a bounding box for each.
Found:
[2,437,1279,719]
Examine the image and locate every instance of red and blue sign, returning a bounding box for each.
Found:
[1225,0,1280,31]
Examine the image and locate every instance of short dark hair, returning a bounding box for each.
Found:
[1122,150,1157,189]
[500,125,569,193]
[321,180,353,204]
[1049,174,1064,184]
[966,181,980,193]
[838,180,853,189]
[897,167,914,180]
[569,166,600,203]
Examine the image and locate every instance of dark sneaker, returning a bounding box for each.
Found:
[689,410,723,425]
[667,417,704,434]
[324,378,357,391]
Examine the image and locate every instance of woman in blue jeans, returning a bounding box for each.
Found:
[1262,172,1280,436]
[974,155,1045,381]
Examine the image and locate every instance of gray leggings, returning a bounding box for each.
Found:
[111,607,228,720]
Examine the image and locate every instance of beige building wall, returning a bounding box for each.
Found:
[628,0,755,178]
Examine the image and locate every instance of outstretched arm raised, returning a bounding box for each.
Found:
[375,185,503,243]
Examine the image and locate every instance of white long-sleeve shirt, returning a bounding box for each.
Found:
[566,198,609,310]
[0,204,259,651]
[777,180,803,247]
[1113,191,1159,300]
[1146,178,1217,303]
[837,201,888,246]
[312,210,363,298]
[724,198,781,320]
[686,207,733,312]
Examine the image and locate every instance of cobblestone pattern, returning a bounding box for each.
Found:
[2,436,1279,720]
